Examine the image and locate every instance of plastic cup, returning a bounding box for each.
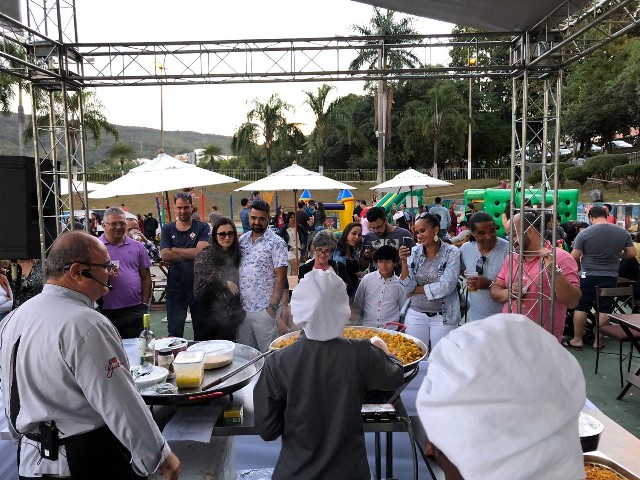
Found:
[466,271,479,293]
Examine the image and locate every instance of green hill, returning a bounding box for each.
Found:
[0,113,232,165]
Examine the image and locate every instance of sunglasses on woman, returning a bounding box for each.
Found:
[216,231,235,238]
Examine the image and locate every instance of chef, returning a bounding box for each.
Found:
[0,231,180,479]
[253,268,404,479]
[416,313,586,480]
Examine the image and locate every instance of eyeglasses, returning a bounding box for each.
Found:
[216,231,235,238]
[476,255,487,275]
[174,192,192,201]
[315,248,333,256]
[103,221,126,228]
[64,261,117,273]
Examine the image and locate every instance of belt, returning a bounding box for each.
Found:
[412,310,443,317]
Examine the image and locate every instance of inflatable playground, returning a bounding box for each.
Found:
[296,189,424,232]
[464,188,579,237]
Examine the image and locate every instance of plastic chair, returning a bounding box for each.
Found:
[595,286,640,387]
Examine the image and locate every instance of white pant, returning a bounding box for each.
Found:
[404,308,457,352]
[237,309,278,353]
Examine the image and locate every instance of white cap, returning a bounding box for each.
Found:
[290,269,350,341]
[416,314,586,480]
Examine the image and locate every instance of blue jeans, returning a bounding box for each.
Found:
[166,289,203,338]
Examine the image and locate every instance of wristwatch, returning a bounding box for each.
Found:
[269,302,281,310]
[554,265,563,275]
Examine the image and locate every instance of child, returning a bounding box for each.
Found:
[353,245,406,328]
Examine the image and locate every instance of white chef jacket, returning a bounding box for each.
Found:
[0,284,170,477]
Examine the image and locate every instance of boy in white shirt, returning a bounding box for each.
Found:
[353,245,406,328]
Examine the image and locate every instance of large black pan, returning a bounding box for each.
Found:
[140,343,264,405]
[269,326,428,372]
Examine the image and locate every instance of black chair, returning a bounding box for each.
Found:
[595,286,640,387]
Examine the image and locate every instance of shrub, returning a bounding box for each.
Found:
[584,154,629,184]
[612,163,640,190]
[564,166,589,186]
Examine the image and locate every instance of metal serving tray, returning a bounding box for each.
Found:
[584,452,640,480]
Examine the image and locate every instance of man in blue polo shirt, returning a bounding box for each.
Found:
[99,207,152,338]
[160,193,210,338]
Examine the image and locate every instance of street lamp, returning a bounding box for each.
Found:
[468,53,477,180]
[156,62,166,150]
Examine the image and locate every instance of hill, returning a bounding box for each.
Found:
[0,113,232,165]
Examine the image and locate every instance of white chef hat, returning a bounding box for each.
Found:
[290,268,350,341]
[416,314,586,480]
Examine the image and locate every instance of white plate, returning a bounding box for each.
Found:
[131,365,168,390]
[151,337,188,351]
[187,340,235,369]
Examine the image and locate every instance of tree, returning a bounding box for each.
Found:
[397,82,466,176]
[584,154,628,185]
[107,142,136,176]
[28,90,119,163]
[350,8,422,182]
[203,144,222,170]
[231,94,300,175]
[612,163,640,190]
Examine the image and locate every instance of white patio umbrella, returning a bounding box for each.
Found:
[371,168,453,228]
[89,152,239,198]
[59,178,104,196]
[371,168,452,192]
[236,162,356,272]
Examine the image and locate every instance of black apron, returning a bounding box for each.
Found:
[10,334,146,480]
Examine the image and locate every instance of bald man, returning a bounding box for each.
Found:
[0,231,179,480]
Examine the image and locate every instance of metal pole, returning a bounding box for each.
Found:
[467,76,472,180]
[160,82,164,150]
[376,32,385,184]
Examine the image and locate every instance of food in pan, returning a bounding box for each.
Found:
[584,464,627,480]
[272,327,424,365]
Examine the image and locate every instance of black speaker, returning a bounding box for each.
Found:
[0,156,56,259]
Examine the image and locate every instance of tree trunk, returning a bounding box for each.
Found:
[17,86,25,156]
[432,140,439,177]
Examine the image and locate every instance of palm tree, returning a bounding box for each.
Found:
[231,94,300,175]
[303,84,336,175]
[203,144,222,170]
[107,142,136,176]
[350,8,422,182]
[28,90,119,161]
[398,83,467,176]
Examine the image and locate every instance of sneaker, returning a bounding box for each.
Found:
[161,317,168,322]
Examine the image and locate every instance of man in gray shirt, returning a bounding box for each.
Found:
[0,231,180,479]
[429,197,450,239]
[567,206,636,350]
[460,212,510,322]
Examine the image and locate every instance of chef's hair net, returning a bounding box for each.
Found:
[291,268,350,341]
[416,314,586,480]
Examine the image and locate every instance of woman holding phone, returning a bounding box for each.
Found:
[333,222,363,294]
[399,213,461,350]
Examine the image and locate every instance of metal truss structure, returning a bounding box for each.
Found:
[0,0,637,330]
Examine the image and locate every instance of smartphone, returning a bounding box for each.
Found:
[401,237,413,248]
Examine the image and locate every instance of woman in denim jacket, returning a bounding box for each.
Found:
[399,213,461,350]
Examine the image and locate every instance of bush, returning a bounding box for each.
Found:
[584,154,629,184]
[612,163,640,190]
[564,166,589,186]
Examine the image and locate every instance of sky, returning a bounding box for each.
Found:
[21,0,454,139]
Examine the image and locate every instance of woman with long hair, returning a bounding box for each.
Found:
[399,213,461,350]
[314,201,327,232]
[193,217,245,341]
[273,205,287,229]
[278,212,308,274]
[333,222,363,293]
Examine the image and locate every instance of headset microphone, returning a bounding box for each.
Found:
[81,269,114,291]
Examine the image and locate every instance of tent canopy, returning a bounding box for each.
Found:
[59,178,104,196]
[353,0,590,32]
[89,153,238,198]
[235,162,355,192]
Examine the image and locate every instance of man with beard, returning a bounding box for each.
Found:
[238,200,288,352]
[160,192,210,338]
[490,212,581,341]
[460,212,509,321]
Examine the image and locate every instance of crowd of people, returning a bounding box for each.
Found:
[1,189,638,479]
